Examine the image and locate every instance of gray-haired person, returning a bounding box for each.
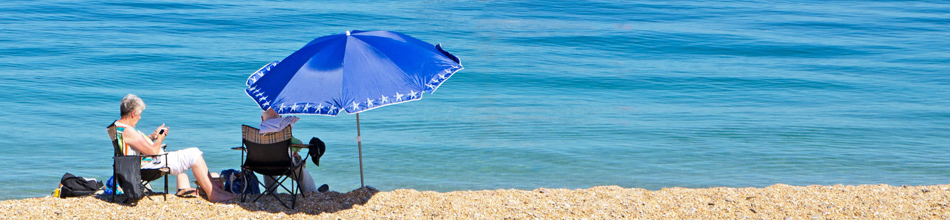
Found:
[113,94,236,202]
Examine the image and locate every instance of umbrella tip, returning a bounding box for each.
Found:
[346,30,351,36]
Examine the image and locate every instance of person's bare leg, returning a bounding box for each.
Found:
[190,157,235,202]
[176,173,191,190]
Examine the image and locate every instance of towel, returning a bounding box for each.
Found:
[259,116,299,133]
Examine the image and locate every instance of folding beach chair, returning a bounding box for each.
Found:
[107,122,169,202]
[235,124,309,209]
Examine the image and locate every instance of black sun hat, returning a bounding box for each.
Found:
[308,137,326,166]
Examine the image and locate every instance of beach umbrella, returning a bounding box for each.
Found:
[245,30,463,187]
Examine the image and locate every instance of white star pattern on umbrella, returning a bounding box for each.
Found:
[409,90,418,99]
[291,103,300,111]
[366,98,374,108]
[395,92,404,101]
[316,103,324,112]
[258,96,267,102]
[351,101,361,111]
[380,95,389,104]
[303,103,312,111]
[262,101,270,107]
[279,103,287,111]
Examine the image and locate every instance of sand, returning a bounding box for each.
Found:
[2,184,949,219]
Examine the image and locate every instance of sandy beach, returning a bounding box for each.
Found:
[2,184,948,219]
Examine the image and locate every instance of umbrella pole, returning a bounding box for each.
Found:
[357,113,364,188]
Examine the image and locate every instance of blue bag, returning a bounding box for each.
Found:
[104,176,122,195]
[221,169,260,194]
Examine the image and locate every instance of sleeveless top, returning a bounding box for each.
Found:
[113,121,165,168]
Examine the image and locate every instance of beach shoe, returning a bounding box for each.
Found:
[318,184,329,193]
[176,188,198,198]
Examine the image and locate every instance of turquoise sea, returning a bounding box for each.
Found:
[1,1,948,200]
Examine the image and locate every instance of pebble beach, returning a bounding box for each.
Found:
[2,184,949,219]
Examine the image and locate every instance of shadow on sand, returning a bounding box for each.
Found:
[93,191,169,207]
[89,186,380,215]
[230,186,380,215]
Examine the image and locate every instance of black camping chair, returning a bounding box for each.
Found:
[234,124,309,209]
[107,122,169,202]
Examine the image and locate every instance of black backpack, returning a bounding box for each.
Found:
[60,173,103,198]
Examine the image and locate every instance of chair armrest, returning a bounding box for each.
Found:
[113,152,168,159]
[135,152,168,158]
[231,146,245,150]
[291,143,310,149]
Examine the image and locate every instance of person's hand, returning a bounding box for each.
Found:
[154,123,165,134]
[154,124,169,138]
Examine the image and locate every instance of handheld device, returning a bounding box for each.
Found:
[159,128,166,135]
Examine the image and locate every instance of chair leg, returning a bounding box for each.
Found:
[250,171,273,202]
[291,168,300,209]
[253,173,295,209]
[163,173,168,201]
[297,167,306,197]
[163,155,168,201]
[112,167,116,202]
[244,168,266,202]
[141,181,154,201]
[290,170,296,209]
[243,166,304,209]
[240,169,248,202]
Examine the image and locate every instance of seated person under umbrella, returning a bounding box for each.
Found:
[259,108,328,193]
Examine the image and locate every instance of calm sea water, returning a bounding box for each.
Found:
[1,0,948,200]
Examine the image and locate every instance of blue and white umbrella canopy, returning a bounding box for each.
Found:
[245,30,463,187]
[245,30,463,115]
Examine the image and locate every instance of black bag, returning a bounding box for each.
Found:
[114,156,145,203]
[59,173,103,198]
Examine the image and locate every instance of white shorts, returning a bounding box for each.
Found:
[165,147,202,175]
